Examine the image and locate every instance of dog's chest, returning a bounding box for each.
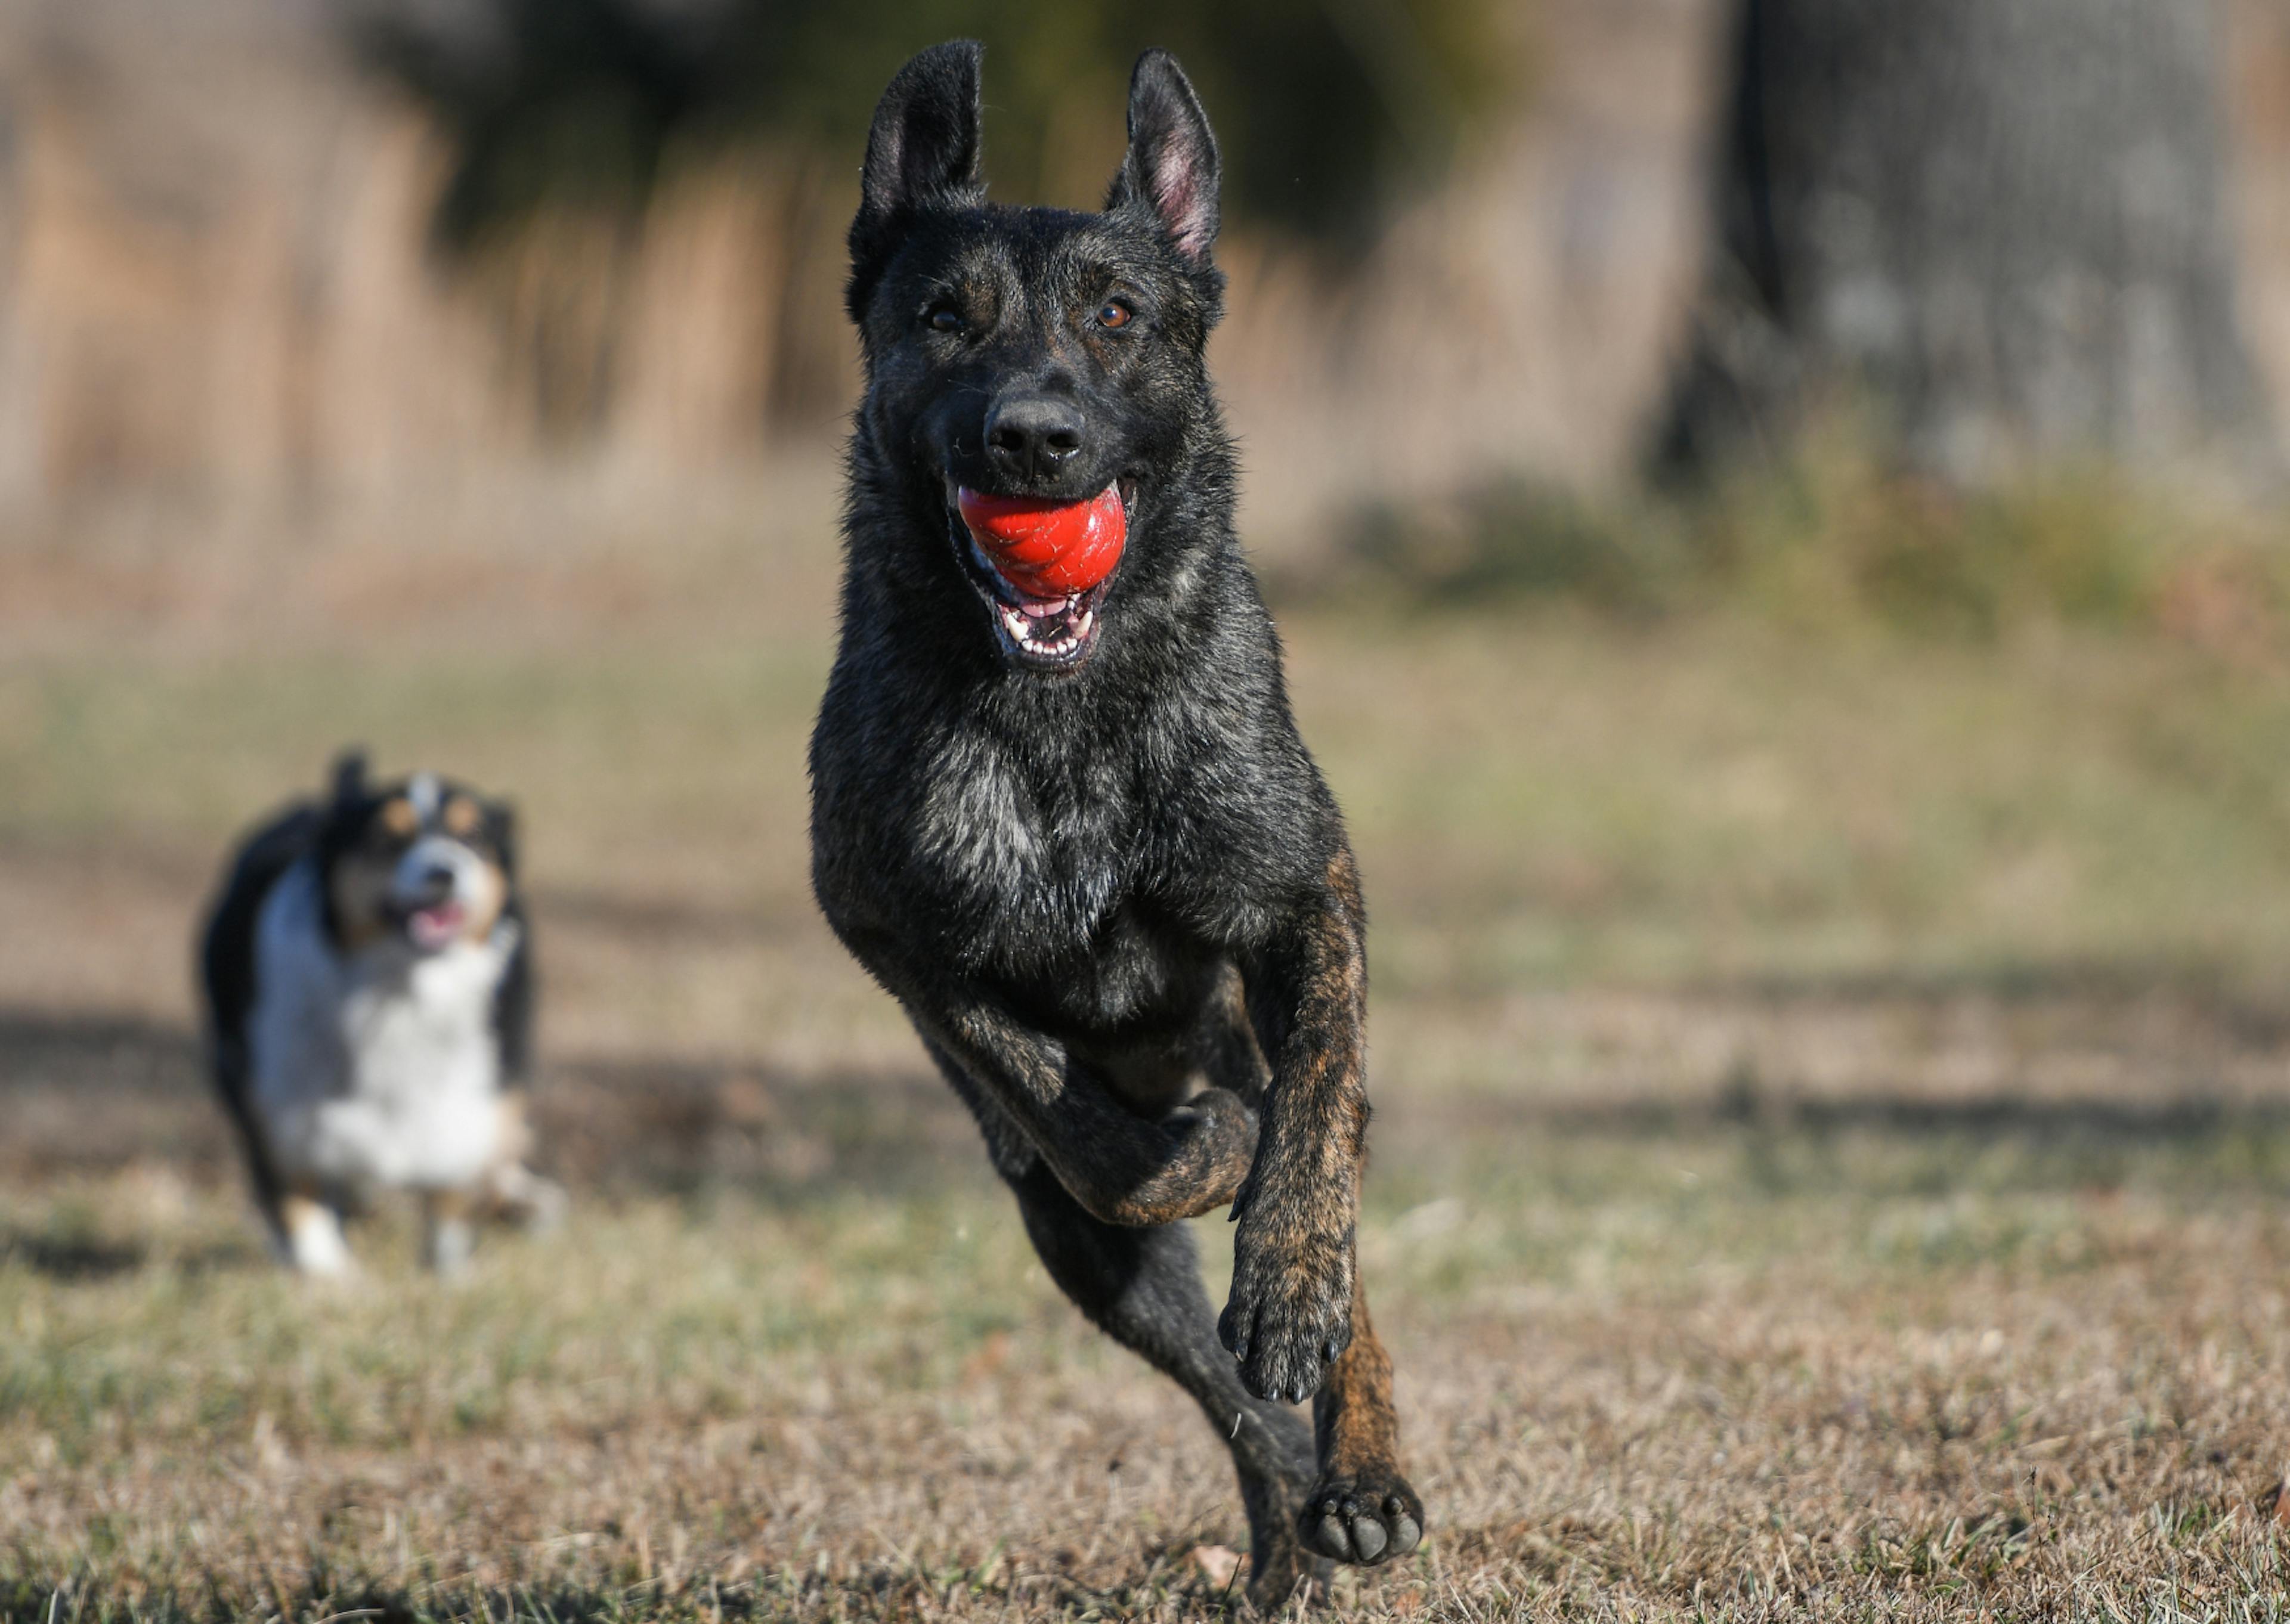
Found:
[336,949,505,1099]
[912,734,1131,956]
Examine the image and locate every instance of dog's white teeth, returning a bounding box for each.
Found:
[997,591,1095,658]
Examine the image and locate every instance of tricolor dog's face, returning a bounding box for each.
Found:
[319,769,517,955]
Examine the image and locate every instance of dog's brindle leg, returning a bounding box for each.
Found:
[1223,848,1423,1567]
[849,929,1260,1227]
[988,1136,1332,1610]
[1223,849,1369,1401]
[1301,1289,1421,1564]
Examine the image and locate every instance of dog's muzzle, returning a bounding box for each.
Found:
[389,836,487,952]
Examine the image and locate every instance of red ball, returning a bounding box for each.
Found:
[958,485,1127,597]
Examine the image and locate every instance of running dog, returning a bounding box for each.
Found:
[199,751,561,1275]
[810,42,1422,1606]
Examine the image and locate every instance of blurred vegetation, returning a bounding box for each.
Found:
[1324,428,2290,656]
[354,0,1522,249]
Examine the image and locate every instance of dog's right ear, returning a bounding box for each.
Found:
[847,40,986,324]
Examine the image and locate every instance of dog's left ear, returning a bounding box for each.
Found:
[847,40,987,323]
[1106,49,1221,269]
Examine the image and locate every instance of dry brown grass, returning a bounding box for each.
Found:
[6,531,2290,1620]
[7,1117,2290,1622]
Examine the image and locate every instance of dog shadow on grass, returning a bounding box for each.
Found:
[3,966,2286,1238]
[1698,954,2290,1048]
[0,1226,262,1282]
[0,1003,990,1208]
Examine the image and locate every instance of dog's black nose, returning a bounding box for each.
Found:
[413,866,456,903]
[985,394,1084,484]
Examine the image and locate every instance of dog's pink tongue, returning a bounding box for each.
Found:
[958,486,1125,597]
[410,902,465,949]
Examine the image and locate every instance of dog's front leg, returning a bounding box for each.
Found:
[1221,848,1425,1566]
[848,934,1258,1224]
[1220,851,1370,1406]
[934,999,1260,1225]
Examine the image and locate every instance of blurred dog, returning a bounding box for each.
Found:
[198,751,561,1275]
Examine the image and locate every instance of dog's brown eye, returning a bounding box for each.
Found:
[928,305,964,334]
[1097,299,1134,330]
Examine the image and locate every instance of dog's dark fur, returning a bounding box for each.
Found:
[809,42,1421,1604]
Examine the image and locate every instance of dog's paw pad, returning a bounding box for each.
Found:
[1299,1471,1423,1568]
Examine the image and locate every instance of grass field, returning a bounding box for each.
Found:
[5,509,2290,1620]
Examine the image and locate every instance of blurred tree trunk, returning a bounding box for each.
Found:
[1658,0,2276,482]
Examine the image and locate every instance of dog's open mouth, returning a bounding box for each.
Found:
[403,900,466,952]
[948,482,1131,670]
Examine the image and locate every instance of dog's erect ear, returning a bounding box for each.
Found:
[857,39,985,222]
[318,751,370,887]
[847,40,986,321]
[329,748,369,808]
[1106,49,1220,266]
[488,800,519,876]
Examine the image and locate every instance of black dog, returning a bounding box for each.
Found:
[809,42,1422,1605]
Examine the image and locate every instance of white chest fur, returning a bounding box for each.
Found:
[247,859,516,1191]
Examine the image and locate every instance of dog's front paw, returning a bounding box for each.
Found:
[1100,1089,1259,1225]
[1217,1226,1352,1404]
[1301,1467,1423,1567]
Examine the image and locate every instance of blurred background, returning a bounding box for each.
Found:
[8,1,2290,1619]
